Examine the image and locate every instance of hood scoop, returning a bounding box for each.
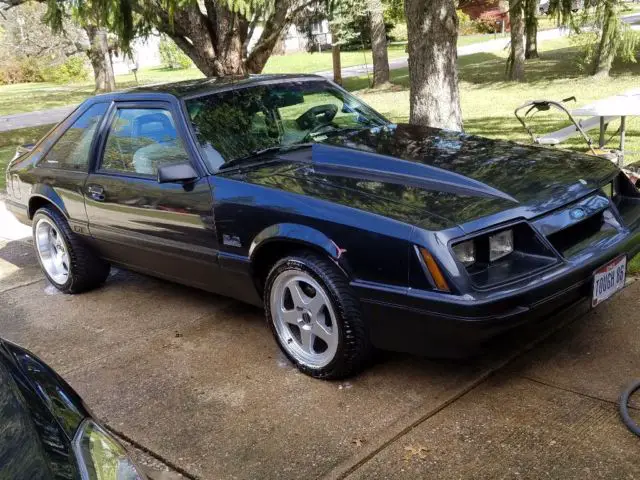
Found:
[303,143,518,203]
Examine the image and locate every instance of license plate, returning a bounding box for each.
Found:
[592,256,626,307]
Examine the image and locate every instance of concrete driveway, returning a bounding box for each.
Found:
[1,199,639,479]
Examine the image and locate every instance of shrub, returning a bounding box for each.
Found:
[0,61,24,85]
[159,36,193,70]
[389,22,408,42]
[0,57,45,84]
[457,9,503,35]
[0,55,88,85]
[42,56,89,84]
[475,13,503,34]
[16,57,46,83]
[457,10,476,35]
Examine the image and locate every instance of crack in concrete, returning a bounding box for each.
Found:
[105,424,199,480]
[0,276,44,294]
[521,375,640,413]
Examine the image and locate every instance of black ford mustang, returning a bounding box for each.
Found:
[5,74,640,379]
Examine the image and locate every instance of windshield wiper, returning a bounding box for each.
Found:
[219,143,314,170]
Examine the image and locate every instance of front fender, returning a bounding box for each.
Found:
[249,223,344,261]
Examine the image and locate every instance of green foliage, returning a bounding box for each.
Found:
[568,0,639,74]
[296,0,398,51]
[383,0,404,22]
[572,27,640,72]
[158,36,193,70]
[43,0,280,54]
[329,0,370,46]
[42,57,90,83]
[0,56,88,85]
[389,22,408,42]
[569,30,601,71]
[457,9,476,35]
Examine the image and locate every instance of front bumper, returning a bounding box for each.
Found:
[354,230,640,357]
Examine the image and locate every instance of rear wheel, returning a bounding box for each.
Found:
[33,206,110,293]
[264,251,372,379]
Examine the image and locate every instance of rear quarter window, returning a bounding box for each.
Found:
[41,103,108,171]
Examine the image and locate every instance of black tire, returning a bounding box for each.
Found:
[264,251,372,380]
[32,206,110,294]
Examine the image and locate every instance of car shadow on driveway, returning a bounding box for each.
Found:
[0,238,43,293]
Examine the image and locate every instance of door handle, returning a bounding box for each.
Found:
[87,185,105,202]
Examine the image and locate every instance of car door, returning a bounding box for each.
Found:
[27,103,109,233]
[84,101,221,290]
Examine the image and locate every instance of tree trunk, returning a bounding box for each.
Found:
[369,0,390,87]
[507,0,526,81]
[85,25,115,92]
[151,0,297,77]
[245,1,291,73]
[404,0,462,130]
[330,26,342,85]
[524,0,539,59]
[592,0,617,77]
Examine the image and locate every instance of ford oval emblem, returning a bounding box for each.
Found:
[570,207,587,220]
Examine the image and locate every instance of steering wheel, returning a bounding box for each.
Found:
[296,104,338,131]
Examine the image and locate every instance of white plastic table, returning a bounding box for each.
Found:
[572,89,640,166]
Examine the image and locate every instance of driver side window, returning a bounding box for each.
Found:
[100,108,189,177]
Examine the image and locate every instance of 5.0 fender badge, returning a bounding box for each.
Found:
[222,234,242,247]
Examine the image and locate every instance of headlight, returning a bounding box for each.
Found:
[489,229,514,262]
[73,420,146,480]
[452,240,475,266]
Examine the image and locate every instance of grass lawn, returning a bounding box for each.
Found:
[0,83,95,118]
[0,32,498,117]
[347,37,640,166]
[457,33,504,47]
[631,253,640,274]
[263,43,407,74]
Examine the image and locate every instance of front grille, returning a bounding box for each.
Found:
[546,211,608,256]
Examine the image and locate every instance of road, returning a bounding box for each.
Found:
[1,199,639,479]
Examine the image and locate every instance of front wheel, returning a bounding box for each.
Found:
[264,251,372,379]
[33,206,110,294]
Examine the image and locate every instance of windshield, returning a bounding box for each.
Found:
[185,79,388,171]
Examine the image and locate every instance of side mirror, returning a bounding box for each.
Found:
[157,163,198,184]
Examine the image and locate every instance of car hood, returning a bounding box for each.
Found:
[235,124,618,231]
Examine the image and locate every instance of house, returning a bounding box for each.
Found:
[459,0,510,32]
[251,20,333,55]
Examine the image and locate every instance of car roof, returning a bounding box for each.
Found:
[92,74,329,103]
